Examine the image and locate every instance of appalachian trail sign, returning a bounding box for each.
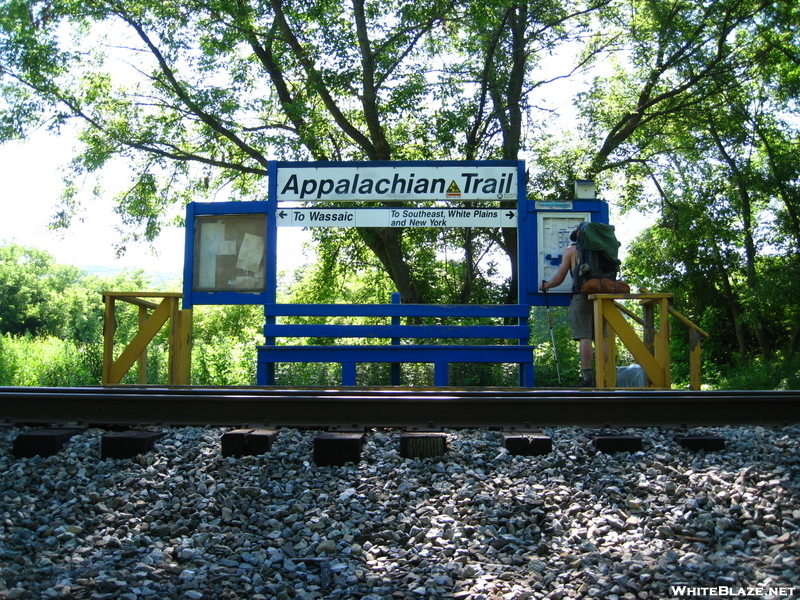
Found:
[181,160,608,386]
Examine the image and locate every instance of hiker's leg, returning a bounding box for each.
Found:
[579,338,593,371]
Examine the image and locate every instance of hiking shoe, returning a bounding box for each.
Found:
[575,376,595,387]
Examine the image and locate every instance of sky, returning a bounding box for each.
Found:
[0,128,187,274]
[0,128,317,279]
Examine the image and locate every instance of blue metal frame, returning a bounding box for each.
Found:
[258,291,533,386]
[258,344,535,387]
[523,199,610,307]
[182,200,270,309]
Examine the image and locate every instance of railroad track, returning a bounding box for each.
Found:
[2,386,799,430]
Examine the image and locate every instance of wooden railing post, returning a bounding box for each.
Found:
[666,306,709,391]
[102,294,116,386]
[177,307,193,386]
[102,292,191,386]
[591,293,673,389]
[590,292,707,390]
[137,304,148,385]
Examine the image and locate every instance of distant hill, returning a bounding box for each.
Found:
[81,265,182,289]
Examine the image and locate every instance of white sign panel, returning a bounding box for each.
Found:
[277,208,517,228]
[276,165,517,202]
[537,212,590,293]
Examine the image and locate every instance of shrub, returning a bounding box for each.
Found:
[0,335,101,387]
[715,354,800,390]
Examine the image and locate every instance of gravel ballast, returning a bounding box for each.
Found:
[1,425,799,599]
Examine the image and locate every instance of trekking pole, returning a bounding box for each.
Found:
[541,282,562,384]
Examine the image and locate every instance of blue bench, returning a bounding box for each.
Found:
[257,297,533,386]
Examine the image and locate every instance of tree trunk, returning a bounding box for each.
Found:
[357,227,424,304]
[712,252,748,360]
[459,228,475,304]
[709,122,772,359]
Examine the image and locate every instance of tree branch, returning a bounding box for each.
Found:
[117,11,271,172]
[352,0,391,160]
[268,0,377,158]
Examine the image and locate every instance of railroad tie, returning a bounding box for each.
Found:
[313,432,366,466]
[592,435,644,454]
[399,432,448,459]
[12,427,86,459]
[677,435,726,452]
[503,432,553,456]
[221,429,280,458]
[101,429,163,460]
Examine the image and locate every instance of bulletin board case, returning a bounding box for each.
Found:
[183,201,270,307]
[522,199,609,306]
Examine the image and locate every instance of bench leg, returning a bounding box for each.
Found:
[258,361,275,386]
[521,362,534,387]
[342,362,357,386]
[434,362,449,386]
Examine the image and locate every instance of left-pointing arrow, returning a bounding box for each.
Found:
[278,211,287,219]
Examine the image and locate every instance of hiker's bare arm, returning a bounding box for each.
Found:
[540,245,576,291]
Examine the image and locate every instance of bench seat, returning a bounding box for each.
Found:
[258,344,533,386]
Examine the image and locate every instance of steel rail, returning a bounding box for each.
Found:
[1,386,799,430]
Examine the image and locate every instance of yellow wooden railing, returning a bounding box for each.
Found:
[102,292,192,385]
[589,292,709,390]
[664,306,710,390]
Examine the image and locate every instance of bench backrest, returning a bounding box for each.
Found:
[262,302,530,343]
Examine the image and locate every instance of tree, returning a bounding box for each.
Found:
[0,241,154,341]
[577,0,766,180]
[0,243,84,337]
[1,0,606,305]
[569,0,800,365]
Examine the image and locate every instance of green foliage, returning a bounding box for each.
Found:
[190,305,264,386]
[271,360,522,387]
[449,362,520,387]
[0,243,83,337]
[0,242,153,341]
[710,355,800,391]
[0,241,174,385]
[529,306,575,386]
[192,341,258,386]
[0,334,21,384]
[273,362,341,387]
[0,335,101,386]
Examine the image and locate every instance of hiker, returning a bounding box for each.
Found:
[540,224,608,387]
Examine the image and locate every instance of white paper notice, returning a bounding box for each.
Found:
[198,221,225,288]
[537,213,588,293]
[232,276,256,289]
[237,233,264,273]
[218,240,237,255]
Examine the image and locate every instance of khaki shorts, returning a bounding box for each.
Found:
[569,294,595,340]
